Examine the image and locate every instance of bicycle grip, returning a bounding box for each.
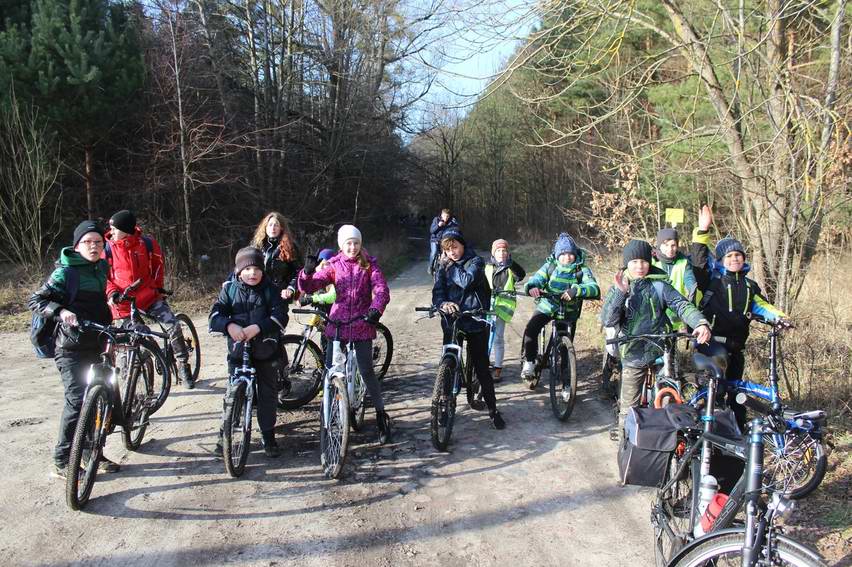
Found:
[735,393,772,415]
[292,308,317,315]
[414,307,434,312]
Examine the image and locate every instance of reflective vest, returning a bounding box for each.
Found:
[485,264,517,322]
[652,256,691,330]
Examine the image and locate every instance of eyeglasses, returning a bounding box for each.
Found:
[79,239,104,247]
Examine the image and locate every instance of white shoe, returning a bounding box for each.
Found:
[521,360,535,378]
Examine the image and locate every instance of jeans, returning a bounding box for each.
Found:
[54,350,101,466]
[490,317,506,368]
[325,340,385,413]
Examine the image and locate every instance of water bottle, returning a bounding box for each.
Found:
[699,492,729,534]
[693,474,719,537]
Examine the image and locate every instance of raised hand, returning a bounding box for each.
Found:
[698,204,714,231]
[614,270,629,293]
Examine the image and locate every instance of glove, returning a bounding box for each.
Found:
[563,287,577,301]
[303,255,319,275]
[108,291,121,305]
[298,294,313,306]
[365,308,382,324]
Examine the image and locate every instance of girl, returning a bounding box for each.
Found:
[298,226,393,443]
[251,212,303,300]
[485,239,526,382]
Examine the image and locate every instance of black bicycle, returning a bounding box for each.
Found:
[222,341,256,477]
[416,306,489,451]
[65,320,169,510]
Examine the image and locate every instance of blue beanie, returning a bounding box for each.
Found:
[440,227,466,246]
[715,238,746,259]
[318,248,336,261]
[553,233,578,257]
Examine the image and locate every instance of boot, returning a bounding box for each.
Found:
[262,431,281,458]
[492,367,502,383]
[376,410,392,445]
[489,410,506,430]
[179,363,195,389]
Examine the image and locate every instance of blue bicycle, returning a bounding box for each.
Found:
[686,318,827,499]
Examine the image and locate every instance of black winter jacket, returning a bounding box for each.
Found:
[429,216,459,243]
[260,238,303,292]
[432,248,491,334]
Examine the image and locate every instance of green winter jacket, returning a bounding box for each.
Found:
[524,251,600,320]
[601,266,709,367]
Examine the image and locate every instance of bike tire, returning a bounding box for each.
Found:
[431,357,457,451]
[373,322,393,381]
[668,530,826,567]
[320,376,350,479]
[121,348,155,451]
[549,337,577,421]
[143,339,172,415]
[223,382,251,478]
[175,313,201,383]
[654,449,699,566]
[349,357,367,432]
[66,385,109,510]
[764,430,827,499]
[278,335,324,410]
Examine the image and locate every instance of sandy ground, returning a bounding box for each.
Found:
[1,262,666,567]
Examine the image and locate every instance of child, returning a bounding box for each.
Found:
[521,233,600,383]
[652,227,699,331]
[691,205,787,427]
[251,212,303,300]
[299,226,393,443]
[601,239,712,442]
[209,247,288,457]
[485,239,526,382]
[104,210,194,387]
[28,221,120,479]
[432,228,505,429]
[428,208,459,275]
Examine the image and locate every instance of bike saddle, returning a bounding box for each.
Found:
[692,352,723,382]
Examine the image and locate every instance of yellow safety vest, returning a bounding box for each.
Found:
[485,264,517,322]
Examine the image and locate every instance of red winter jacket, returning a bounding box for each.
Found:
[104,227,165,319]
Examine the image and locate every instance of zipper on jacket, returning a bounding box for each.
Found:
[743,282,750,315]
[727,283,733,312]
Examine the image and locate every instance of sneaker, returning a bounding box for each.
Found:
[98,457,121,473]
[489,410,506,430]
[377,410,392,445]
[214,439,223,457]
[520,360,535,380]
[262,433,281,458]
[51,463,67,481]
[179,364,195,389]
[492,367,502,383]
[609,426,621,443]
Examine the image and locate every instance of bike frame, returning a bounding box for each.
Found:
[227,344,257,436]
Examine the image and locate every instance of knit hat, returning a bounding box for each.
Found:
[337,225,362,249]
[715,237,746,260]
[622,239,653,266]
[491,239,509,256]
[440,227,466,246]
[72,220,105,247]
[234,246,264,275]
[656,228,679,246]
[318,248,336,261]
[109,210,137,234]
[553,233,578,257]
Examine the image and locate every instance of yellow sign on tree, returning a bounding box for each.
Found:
[665,208,684,227]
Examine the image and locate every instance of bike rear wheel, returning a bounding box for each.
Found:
[278,335,324,410]
[764,430,827,499]
[548,337,577,421]
[668,531,826,567]
[223,382,251,477]
[121,349,155,451]
[320,376,350,479]
[349,356,367,432]
[431,357,458,451]
[175,313,201,383]
[373,322,393,381]
[654,448,698,566]
[143,339,172,415]
[66,385,109,510]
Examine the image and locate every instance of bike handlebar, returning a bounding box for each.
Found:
[291,308,370,326]
[413,306,492,319]
[79,319,169,340]
[605,331,694,346]
[748,314,794,330]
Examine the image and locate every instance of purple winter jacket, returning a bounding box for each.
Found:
[298,251,390,341]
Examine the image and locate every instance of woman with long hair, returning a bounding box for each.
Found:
[251,212,303,300]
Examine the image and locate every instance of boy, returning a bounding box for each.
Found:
[28,221,121,479]
[485,239,526,382]
[652,227,699,331]
[428,208,459,275]
[210,247,288,457]
[691,205,787,427]
[521,233,599,383]
[104,210,193,387]
[601,239,712,442]
[432,228,505,429]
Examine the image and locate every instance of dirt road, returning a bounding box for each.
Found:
[0,262,657,567]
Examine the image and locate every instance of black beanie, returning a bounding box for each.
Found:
[110,210,137,234]
[656,228,679,246]
[623,239,653,266]
[234,246,264,275]
[72,220,105,247]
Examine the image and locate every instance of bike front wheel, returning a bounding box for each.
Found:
[764,430,827,499]
[373,322,393,381]
[66,385,109,510]
[175,313,201,383]
[548,337,577,421]
[223,382,252,478]
[654,449,698,566]
[278,335,324,410]
[431,357,458,451]
[668,531,826,567]
[320,376,350,479]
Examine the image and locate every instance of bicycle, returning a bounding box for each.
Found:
[666,417,826,567]
[277,308,394,411]
[686,318,827,499]
[415,305,490,451]
[222,341,257,477]
[65,320,170,510]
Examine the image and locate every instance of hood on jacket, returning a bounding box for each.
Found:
[710,256,752,278]
[104,226,144,243]
[60,247,99,267]
[653,248,688,265]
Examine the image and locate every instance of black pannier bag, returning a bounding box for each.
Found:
[619,407,678,487]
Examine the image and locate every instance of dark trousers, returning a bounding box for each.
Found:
[442,324,498,413]
[724,347,747,430]
[225,357,278,434]
[54,350,101,466]
[325,340,385,413]
[522,312,575,362]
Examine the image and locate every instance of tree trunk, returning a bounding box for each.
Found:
[84,146,94,220]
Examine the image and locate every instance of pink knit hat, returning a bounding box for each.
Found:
[491,239,509,256]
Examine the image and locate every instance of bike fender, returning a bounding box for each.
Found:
[666,528,826,566]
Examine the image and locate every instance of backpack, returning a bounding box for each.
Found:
[604,281,666,358]
[31,267,80,359]
[104,235,153,260]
